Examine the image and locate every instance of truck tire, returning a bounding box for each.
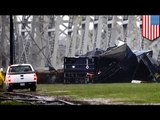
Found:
[30,86,36,92]
[7,87,13,92]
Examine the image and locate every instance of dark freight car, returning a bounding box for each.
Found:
[64,44,160,84]
[64,57,97,83]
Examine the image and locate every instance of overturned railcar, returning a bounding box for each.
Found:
[133,50,160,82]
[63,44,160,83]
[93,44,138,83]
[64,44,139,83]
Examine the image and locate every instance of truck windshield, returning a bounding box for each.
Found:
[9,66,32,73]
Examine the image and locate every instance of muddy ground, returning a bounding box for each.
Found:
[0,91,121,105]
[1,91,160,105]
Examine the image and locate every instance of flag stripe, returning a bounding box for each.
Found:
[147,16,149,38]
[142,16,145,37]
[151,25,153,40]
[156,25,159,36]
[154,25,156,39]
[148,16,150,39]
[159,25,160,36]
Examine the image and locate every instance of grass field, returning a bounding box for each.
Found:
[36,83,160,104]
[1,83,160,105]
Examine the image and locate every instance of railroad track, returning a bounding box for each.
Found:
[0,92,78,105]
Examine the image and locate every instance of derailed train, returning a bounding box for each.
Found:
[64,44,160,83]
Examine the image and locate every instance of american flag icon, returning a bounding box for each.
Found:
[142,15,160,40]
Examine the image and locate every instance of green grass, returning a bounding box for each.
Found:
[1,83,160,104]
[36,83,160,104]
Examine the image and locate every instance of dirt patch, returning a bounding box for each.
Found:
[82,98,111,105]
[74,98,129,105]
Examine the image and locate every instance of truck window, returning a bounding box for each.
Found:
[9,66,32,73]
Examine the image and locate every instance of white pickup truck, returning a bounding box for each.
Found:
[5,64,37,92]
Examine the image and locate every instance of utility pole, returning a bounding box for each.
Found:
[10,15,14,65]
